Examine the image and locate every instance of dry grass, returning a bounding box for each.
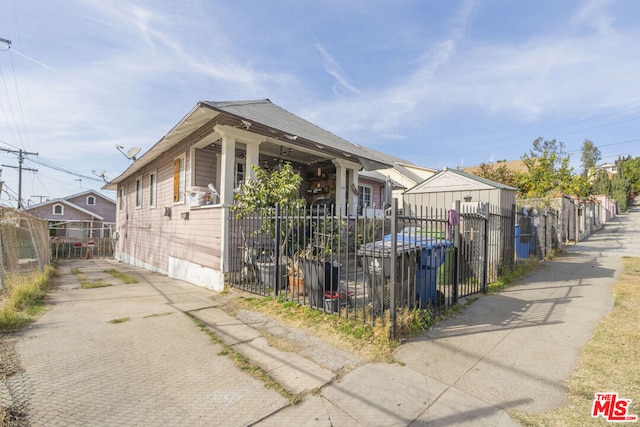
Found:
[0,265,56,332]
[223,294,399,362]
[510,256,640,426]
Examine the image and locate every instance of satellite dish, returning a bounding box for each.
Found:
[98,169,106,177]
[127,147,141,160]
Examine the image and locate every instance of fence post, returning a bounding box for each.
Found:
[389,198,397,339]
[453,200,461,305]
[482,203,489,293]
[0,223,6,293]
[274,204,281,297]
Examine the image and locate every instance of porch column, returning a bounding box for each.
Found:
[220,134,236,205]
[333,159,361,216]
[348,169,359,216]
[245,140,261,181]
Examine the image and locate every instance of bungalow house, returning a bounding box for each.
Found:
[104,99,392,291]
[24,190,116,238]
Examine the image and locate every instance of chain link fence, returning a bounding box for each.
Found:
[0,207,51,293]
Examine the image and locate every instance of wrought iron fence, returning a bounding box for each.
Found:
[227,199,564,337]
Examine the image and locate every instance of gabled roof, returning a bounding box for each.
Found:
[350,145,437,185]
[64,190,116,204]
[25,190,114,211]
[106,99,393,189]
[25,198,105,220]
[406,167,518,194]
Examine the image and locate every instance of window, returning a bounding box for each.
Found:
[86,195,96,206]
[149,171,157,208]
[235,160,245,189]
[173,155,186,203]
[53,204,64,216]
[119,188,124,211]
[135,177,143,208]
[358,186,372,214]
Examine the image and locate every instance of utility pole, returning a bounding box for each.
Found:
[1,148,39,209]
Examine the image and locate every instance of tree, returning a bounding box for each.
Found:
[233,163,305,214]
[520,137,580,198]
[592,170,612,196]
[580,139,601,178]
[474,162,521,188]
[232,163,306,238]
[619,155,640,195]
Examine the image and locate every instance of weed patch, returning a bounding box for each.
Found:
[143,312,174,319]
[0,265,56,332]
[104,269,138,284]
[108,317,130,324]
[80,280,111,289]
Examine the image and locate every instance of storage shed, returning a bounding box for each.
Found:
[403,167,517,214]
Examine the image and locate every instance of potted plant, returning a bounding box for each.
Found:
[232,163,305,290]
[299,216,347,307]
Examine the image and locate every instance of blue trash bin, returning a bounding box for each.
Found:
[415,244,447,305]
[515,224,536,259]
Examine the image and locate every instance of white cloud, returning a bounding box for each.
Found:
[315,42,362,96]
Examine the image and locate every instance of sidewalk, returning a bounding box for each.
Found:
[262,207,639,426]
[1,208,637,426]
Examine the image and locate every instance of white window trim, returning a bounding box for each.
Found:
[149,170,157,209]
[358,185,373,213]
[235,158,246,189]
[53,203,64,216]
[135,176,143,209]
[86,195,96,206]
[119,188,125,211]
[174,153,186,205]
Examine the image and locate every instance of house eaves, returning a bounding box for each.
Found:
[105,99,392,190]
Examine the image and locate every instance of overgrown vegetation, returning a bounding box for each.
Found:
[71,267,111,289]
[510,256,640,426]
[104,268,138,284]
[0,264,57,332]
[107,317,130,324]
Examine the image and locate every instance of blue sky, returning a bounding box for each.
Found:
[1,0,639,205]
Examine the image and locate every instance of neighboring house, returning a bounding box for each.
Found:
[24,190,116,238]
[104,99,392,291]
[596,162,617,174]
[404,167,517,214]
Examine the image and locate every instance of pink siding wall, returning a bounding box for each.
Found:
[358,177,384,207]
[117,140,223,274]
